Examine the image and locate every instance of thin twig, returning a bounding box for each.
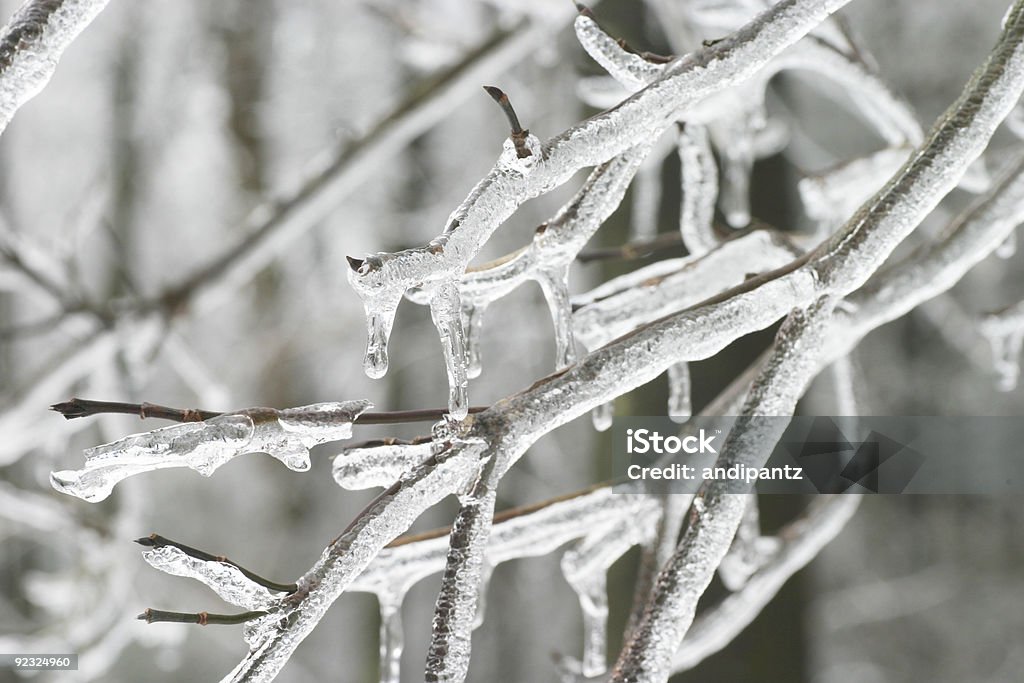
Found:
[137,608,267,626]
[49,397,488,425]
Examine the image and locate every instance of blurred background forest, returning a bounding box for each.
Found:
[1,0,1023,681]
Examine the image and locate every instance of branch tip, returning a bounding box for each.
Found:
[573,2,593,18]
[50,399,87,419]
[346,255,366,272]
[482,85,524,135]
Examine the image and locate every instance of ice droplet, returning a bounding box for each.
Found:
[591,402,613,432]
[430,281,470,420]
[667,362,692,423]
[996,230,1017,258]
[364,308,396,379]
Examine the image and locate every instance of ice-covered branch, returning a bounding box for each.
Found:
[0,0,111,135]
[50,401,372,502]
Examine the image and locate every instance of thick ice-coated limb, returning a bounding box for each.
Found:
[0,0,111,135]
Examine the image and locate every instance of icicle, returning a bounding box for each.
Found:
[996,230,1017,258]
[377,593,403,683]
[631,156,662,239]
[462,301,487,379]
[536,266,576,369]
[429,281,470,420]
[567,570,608,678]
[362,294,402,379]
[141,546,280,611]
[51,401,371,502]
[561,516,659,678]
[678,124,719,255]
[667,362,692,423]
[717,104,766,229]
[472,562,493,630]
[333,440,434,490]
[591,402,613,432]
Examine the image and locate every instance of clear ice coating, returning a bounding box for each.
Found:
[667,362,693,423]
[332,440,435,490]
[51,401,371,501]
[141,545,281,611]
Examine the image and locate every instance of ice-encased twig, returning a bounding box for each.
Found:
[142,546,283,612]
[51,401,372,502]
[573,230,801,352]
[0,0,112,135]
[671,495,861,673]
[423,478,497,682]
